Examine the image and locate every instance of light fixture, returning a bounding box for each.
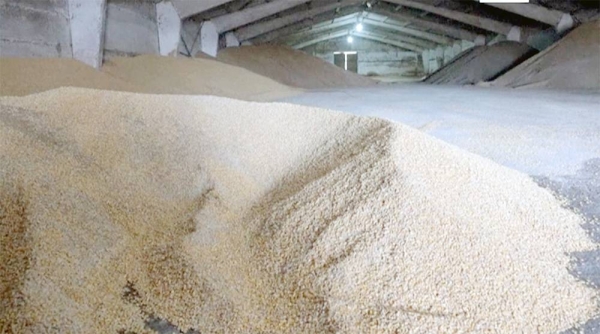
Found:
[355,23,363,32]
[347,35,354,43]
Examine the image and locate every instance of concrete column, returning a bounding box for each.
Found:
[225,32,240,47]
[481,2,574,33]
[443,46,454,64]
[234,0,360,41]
[172,0,235,19]
[422,50,430,74]
[435,46,444,67]
[462,40,475,52]
[474,35,486,46]
[157,1,181,56]
[452,41,462,58]
[68,0,107,68]
[212,0,310,33]
[200,21,219,57]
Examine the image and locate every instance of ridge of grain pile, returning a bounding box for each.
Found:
[0,87,597,333]
[425,41,535,85]
[492,20,600,91]
[0,58,137,96]
[217,45,376,89]
[0,55,298,101]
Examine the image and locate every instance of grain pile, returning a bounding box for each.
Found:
[0,56,298,100]
[493,20,600,91]
[217,45,376,89]
[0,58,136,96]
[425,41,535,85]
[0,87,597,333]
[102,55,298,100]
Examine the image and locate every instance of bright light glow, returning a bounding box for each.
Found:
[356,23,363,32]
[347,36,353,43]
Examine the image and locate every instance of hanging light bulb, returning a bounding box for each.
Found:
[347,35,354,43]
[356,23,363,32]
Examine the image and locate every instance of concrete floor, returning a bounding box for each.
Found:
[283,83,600,333]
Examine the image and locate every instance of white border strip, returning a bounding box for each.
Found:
[480,0,529,3]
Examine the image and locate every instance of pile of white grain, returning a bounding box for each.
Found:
[0,88,597,333]
[0,55,298,100]
[493,20,600,91]
[217,45,376,89]
[425,41,535,85]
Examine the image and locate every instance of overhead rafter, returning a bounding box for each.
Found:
[386,0,515,35]
[355,31,424,51]
[285,12,453,45]
[292,30,349,49]
[250,5,363,44]
[172,0,236,19]
[371,7,484,43]
[211,0,310,33]
[290,20,438,49]
[361,17,451,45]
[281,14,362,44]
[478,1,574,33]
[234,0,362,41]
[291,28,424,52]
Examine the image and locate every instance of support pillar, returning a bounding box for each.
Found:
[462,40,475,52]
[422,50,430,74]
[157,1,181,56]
[452,41,462,59]
[443,46,454,64]
[225,32,240,47]
[200,21,219,57]
[68,0,106,68]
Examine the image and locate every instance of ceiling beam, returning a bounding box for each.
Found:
[353,20,440,49]
[291,21,438,48]
[361,17,451,45]
[291,28,424,52]
[260,11,454,49]
[172,0,235,19]
[372,7,484,43]
[235,0,362,41]
[386,0,516,35]
[355,31,424,52]
[479,2,574,33]
[293,30,348,49]
[211,0,310,33]
[284,14,361,41]
[250,6,362,44]
[386,0,544,42]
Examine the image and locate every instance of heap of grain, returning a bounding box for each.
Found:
[0,58,137,96]
[425,41,535,85]
[1,88,597,333]
[493,20,600,91]
[0,56,298,100]
[217,45,376,89]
